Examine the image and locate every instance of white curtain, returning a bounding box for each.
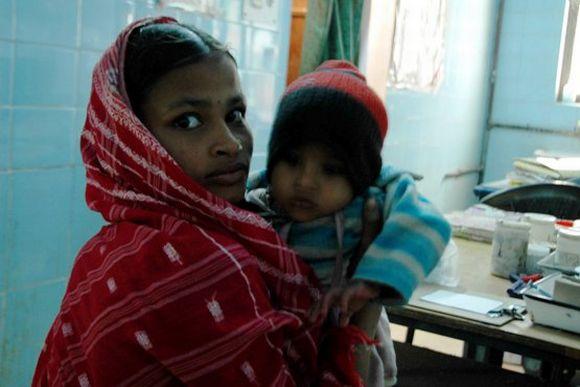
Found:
[388,0,447,92]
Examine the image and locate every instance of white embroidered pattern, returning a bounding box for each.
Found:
[206,295,225,323]
[241,361,257,383]
[106,278,117,293]
[86,178,164,205]
[163,243,182,265]
[135,330,153,350]
[78,373,91,387]
[62,323,73,337]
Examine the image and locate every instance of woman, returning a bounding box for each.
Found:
[33,17,372,386]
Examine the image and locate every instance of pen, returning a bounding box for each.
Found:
[526,280,552,298]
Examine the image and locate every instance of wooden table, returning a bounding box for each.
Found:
[388,238,580,383]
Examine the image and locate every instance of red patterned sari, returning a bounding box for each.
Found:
[33,17,364,386]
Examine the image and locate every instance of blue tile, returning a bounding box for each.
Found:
[0,292,5,380]
[15,0,78,47]
[71,110,86,165]
[2,281,66,386]
[134,0,157,20]
[0,41,12,106]
[8,169,72,288]
[80,0,117,50]
[13,44,76,107]
[545,104,580,130]
[0,108,9,169]
[0,0,13,39]
[113,1,138,37]
[70,167,103,261]
[77,50,100,109]
[12,108,74,168]
[151,4,182,21]
[0,173,10,291]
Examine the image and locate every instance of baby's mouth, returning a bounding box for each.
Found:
[289,197,316,210]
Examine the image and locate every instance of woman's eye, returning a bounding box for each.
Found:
[173,114,202,130]
[226,108,245,124]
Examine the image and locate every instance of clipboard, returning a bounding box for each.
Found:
[408,284,520,326]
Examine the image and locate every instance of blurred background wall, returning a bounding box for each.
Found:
[0,0,290,384]
[1,0,579,385]
[483,0,580,181]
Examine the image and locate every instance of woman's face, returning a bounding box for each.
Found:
[140,54,253,204]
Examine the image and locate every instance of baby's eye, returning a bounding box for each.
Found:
[173,114,202,130]
[282,150,300,166]
[323,164,345,175]
[226,108,246,124]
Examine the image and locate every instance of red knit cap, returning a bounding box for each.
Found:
[284,60,388,140]
[267,60,388,194]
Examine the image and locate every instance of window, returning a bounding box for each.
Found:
[387,0,447,92]
[557,0,580,104]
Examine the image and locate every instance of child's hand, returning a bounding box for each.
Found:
[308,280,380,326]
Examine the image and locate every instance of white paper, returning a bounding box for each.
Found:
[421,290,503,315]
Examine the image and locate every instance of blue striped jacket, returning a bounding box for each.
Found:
[246,166,451,304]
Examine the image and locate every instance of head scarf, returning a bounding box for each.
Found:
[33,17,366,386]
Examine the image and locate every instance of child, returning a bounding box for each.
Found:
[247,60,452,386]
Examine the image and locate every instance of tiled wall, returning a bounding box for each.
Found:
[484,0,580,181]
[384,0,499,213]
[0,0,290,384]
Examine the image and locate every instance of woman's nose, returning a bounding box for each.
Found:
[210,123,242,157]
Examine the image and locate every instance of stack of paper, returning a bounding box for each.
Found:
[445,204,524,242]
[513,156,580,181]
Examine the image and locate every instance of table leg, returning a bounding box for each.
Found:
[463,342,503,366]
[405,326,415,344]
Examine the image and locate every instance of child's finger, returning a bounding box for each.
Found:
[319,289,340,322]
[307,301,321,323]
[339,287,356,327]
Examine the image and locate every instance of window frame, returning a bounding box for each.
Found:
[556,0,580,104]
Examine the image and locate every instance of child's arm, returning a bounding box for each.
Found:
[352,173,451,304]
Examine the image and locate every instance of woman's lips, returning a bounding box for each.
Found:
[206,164,247,185]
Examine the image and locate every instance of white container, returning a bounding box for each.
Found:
[554,228,580,269]
[523,273,580,335]
[537,252,578,275]
[524,213,556,245]
[525,243,551,274]
[491,220,530,278]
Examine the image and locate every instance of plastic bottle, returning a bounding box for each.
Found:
[554,228,580,269]
[491,220,530,278]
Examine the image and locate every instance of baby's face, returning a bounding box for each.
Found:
[270,143,354,222]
